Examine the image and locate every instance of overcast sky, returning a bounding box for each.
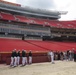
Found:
[3,0,76,20]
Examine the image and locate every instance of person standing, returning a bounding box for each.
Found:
[22,50,27,66]
[73,48,76,62]
[69,50,73,61]
[58,51,60,60]
[29,50,32,64]
[54,51,58,60]
[14,49,17,67]
[25,50,27,64]
[63,51,67,61]
[10,50,14,67]
[60,51,64,61]
[50,50,55,64]
[17,50,20,66]
[67,50,70,61]
[47,51,51,62]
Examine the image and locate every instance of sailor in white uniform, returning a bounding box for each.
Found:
[49,50,55,64]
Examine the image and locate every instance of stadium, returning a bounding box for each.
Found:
[0,0,76,75]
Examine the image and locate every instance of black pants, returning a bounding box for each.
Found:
[74,54,76,62]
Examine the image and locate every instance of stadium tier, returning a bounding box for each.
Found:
[0,38,76,53]
[0,12,16,21]
[0,12,76,28]
[15,15,29,23]
[0,1,76,64]
[0,1,76,50]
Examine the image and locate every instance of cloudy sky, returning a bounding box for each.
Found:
[3,0,76,20]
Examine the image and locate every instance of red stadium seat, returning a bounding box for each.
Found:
[0,38,76,52]
[0,12,16,21]
[62,21,74,29]
[29,18,44,25]
[66,21,76,28]
[15,15,29,23]
[0,12,76,29]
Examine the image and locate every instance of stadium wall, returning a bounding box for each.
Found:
[0,52,50,65]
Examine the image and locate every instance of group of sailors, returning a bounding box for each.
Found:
[10,49,32,67]
[10,48,76,67]
[48,48,76,63]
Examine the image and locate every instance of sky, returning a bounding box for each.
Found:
[3,0,76,21]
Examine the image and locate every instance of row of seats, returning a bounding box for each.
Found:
[0,12,76,29]
[0,38,76,52]
[0,12,15,21]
